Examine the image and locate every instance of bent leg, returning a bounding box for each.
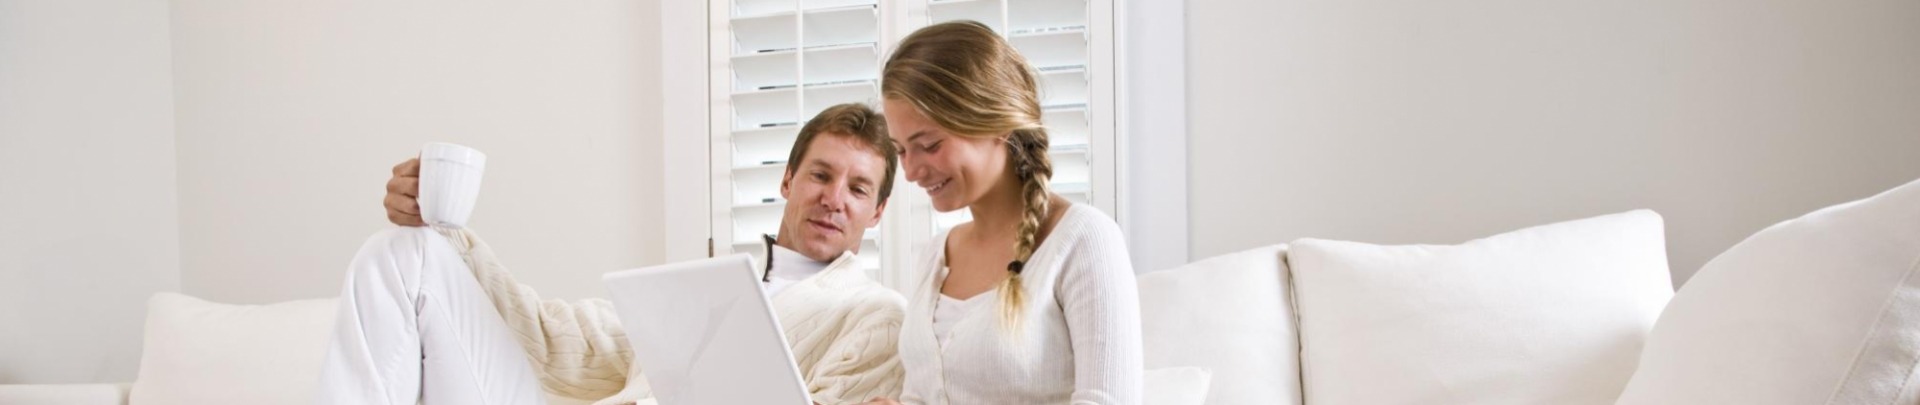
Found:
[315,227,546,405]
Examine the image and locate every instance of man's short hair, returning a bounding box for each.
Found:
[785,103,899,207]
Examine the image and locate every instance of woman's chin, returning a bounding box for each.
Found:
[930,199,966,213]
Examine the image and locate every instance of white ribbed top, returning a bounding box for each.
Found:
[933,288,997,349]
[898,204,1144,405]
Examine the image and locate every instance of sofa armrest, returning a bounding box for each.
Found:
[0,383,130,405]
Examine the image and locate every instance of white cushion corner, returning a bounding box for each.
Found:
[1138,243,1301,405]
[1617,177,1920,405]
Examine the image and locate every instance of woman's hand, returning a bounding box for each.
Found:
[862,398,902,405]
[384,158,425,226]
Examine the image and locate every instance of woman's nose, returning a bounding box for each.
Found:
[901,157,925,182]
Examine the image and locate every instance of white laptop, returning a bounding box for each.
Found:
[601,254,811,405]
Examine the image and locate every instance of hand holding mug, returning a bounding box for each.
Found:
[384,143,486,228]
[384,158,424,227]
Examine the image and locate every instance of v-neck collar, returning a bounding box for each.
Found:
[919,203,1086,346]
[930,204,1084,293]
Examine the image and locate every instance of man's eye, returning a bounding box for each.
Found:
[811,172,828,181]
[853,187,871,197]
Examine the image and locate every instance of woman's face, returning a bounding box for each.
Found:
[884,98,1011,213]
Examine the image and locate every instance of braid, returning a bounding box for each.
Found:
[1000,128,1053,330]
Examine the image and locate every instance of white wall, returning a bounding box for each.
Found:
[1188,0,1920,283]
[1121,0,1190,272]
[0,0,179,383]
[171,1,665,304]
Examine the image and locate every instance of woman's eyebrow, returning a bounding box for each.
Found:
[906,130,932,143]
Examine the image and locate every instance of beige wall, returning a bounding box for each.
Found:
[1188,0,1920,284]
[9,0,1920,385]
[0,0,179,383]
[170,1,665,303]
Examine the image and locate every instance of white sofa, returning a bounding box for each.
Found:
[7,178,1918,405]
[0,291,599,405]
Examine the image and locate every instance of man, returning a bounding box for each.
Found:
[317,104,906,405]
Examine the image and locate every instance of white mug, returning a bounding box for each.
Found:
[418,143,486,229]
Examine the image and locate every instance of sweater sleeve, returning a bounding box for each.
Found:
[804,292,908,405]
[439,229,635,401]
[1057,221,1146,405]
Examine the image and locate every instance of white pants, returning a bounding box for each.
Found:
[316,227,548,405]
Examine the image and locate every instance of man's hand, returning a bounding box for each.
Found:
[384,158,425,226]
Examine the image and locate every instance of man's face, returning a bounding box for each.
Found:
[776,132,890,262]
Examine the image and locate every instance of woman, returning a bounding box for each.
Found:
[867,21,1143,404]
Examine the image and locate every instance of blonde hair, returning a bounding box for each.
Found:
[883,21,1051,330]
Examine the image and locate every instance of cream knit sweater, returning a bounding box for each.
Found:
[439,229,907,405]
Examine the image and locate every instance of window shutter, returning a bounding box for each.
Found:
[707,0,1110,290]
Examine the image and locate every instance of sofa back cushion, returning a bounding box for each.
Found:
[131,292,337,405]
[1289,210,1672,405]
[1616,178,1920,404]
[1139,244,1301,405]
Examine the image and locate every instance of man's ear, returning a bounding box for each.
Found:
[867,200,888,228]
[779,168,794,200]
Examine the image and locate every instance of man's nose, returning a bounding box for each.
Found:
[818,180,848,209]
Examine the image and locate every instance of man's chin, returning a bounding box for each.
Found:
[797,240,850,262]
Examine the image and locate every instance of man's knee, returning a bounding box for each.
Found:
[348,227,465,281]
[357,227,439,259]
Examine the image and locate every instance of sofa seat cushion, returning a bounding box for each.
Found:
[0,383,129,405]
[1144,366,1214,405]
